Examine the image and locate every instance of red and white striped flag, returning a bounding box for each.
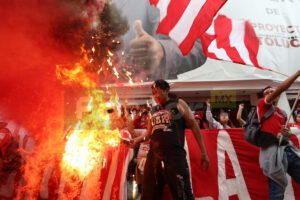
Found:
[200,15,270,70]
[149,0,227,55]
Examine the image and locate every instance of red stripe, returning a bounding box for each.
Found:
[200,33,220,60]
[179,0,227,55]
[110,144,129,199]
[244,21,271,71]
[149,0,159,6]
[214,15,245,64]
[99,148,113,199]
[156,0,191,35]
[106,130,130,199]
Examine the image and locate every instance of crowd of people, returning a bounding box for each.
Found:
[1,76,300,199]
[1,1,299,199]
[121,75,300,200]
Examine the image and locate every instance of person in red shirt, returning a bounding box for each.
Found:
[128,106,150,195]
[257,70,300,200]
[289,109,300,129]
[194,110,209,129]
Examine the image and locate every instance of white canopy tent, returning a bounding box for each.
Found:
[117,59,300,120]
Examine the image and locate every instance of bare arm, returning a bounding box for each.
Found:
[177,99,209,170]
[266,70,300,103]
[237,104,245,126]
[131,118,152,146]
[128,118,139,137]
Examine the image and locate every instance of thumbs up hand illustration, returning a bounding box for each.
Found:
[130,20,165,77]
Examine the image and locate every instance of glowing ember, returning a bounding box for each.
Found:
[113,67,119,79]
[107,49,114,56]
[126,71,133,87]
[107,57,113,66]
[132,175,137,200]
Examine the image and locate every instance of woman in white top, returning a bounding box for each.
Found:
[205,99,234,129]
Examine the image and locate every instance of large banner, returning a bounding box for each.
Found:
[1,128,300,199]
[219,0,300,75]
[185,128,300,200]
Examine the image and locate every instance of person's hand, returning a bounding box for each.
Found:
[239,104,244,109]
[129,138,138,148]
[200,153,210,170]
[206,99,211,109]
[281,125,292,138]
[130,20,165,74]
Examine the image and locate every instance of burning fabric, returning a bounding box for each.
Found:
[0,0,135,199]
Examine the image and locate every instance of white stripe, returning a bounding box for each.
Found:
[206,22,215,35]
[102,147,120,199]
[208,39,231,61]
[119,148,134,200]
[157,0,172,22]
[169,0,206,44]
[229,20,253,65]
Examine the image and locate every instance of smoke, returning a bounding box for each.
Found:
[0,0,129,198]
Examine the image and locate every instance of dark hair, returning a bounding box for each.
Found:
[151,79,170,91]
[257,86,273,98]
[261,86,273,94]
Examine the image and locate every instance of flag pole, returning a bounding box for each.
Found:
[278,91,300,146]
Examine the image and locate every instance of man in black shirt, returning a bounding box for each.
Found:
[131,79,209,200]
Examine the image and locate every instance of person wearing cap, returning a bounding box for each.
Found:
[289,108,300,129]
[194,110,209,129]
[130,79,209,200]
[205,99,233,129]
[256,70,300,200]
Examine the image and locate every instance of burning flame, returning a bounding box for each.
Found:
[56,45,125,180]
[61,89,122,179]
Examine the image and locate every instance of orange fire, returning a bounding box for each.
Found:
[56,46,124,180]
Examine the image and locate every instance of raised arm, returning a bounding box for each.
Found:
[237,104,246,126]
[206,99,223,129]
[266,70,300,103]
[177,99,209,170]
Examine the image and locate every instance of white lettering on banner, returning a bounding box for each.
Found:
[217,130,251,200]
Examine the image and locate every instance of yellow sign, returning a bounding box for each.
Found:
[210,91,236,108]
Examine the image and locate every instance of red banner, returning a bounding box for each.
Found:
[1,128,300,199]
[185,128,300,200]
